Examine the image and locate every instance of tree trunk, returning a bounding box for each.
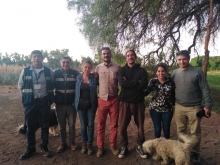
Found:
[203,0,213,78]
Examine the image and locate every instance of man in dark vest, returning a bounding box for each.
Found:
[18,50,54,160]
[54,56,79,153]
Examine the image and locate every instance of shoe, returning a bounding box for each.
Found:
[136,145,147,158]
[81,142,87,154]
[118,147,128,159]
[96,148,104,157]
[41,146,50,157]
[110,146,119,156]
[87,143,94,155]
[192,153,201,163]
[19,148,36,160]
[57,143,67,153]
[70,142,77,151]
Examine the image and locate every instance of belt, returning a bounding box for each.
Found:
[108,95,117,99]
[35,95,47,101]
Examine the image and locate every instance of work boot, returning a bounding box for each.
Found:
[87,143,94,155]
[70,142,77,151]
[110,146,119,156]
[96,147,104,157]
[81,142,87,154]
[57,143,67,153]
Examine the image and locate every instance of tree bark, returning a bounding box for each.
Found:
[203,0,213,78]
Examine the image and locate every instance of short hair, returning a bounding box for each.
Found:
[101,47,111,51]
[155,63,168,75]
[31,50,43,58]
[101,47,111,54]
[60,56,72,61]
[176,50,190,59]
[125,50,137,58]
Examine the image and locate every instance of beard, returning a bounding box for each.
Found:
[103,58,111,63]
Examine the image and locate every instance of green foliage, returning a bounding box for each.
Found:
[190,56,220,71]
[67,0,220,66]
[207,72,220,113]
[2,72,20,85]
[43,49,69,69]
[0,74,3,84]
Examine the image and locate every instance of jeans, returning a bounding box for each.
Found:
[23,98,50,150]
[149,109,173,139]
[77,108,96,143]
[55,105,77,144]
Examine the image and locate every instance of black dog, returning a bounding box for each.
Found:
[18,108,59,136]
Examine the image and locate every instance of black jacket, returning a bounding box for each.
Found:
[118,64,148,103]
[54,69,79,105]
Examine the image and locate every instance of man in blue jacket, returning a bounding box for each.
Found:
[18,50,54,160]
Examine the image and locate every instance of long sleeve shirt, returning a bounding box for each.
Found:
[144,77,175,112]
[171,65,212,110]
[118,64,148,103]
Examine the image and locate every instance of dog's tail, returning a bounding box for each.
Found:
[178,133,198,150]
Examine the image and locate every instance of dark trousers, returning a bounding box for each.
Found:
[118,101,145,147]
[149,109,173,139]
[23,98,50,150]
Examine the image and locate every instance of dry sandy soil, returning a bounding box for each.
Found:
[0,85,220,165]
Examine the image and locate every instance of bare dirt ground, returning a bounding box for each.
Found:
[0,85,220,165]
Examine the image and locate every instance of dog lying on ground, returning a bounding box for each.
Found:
[142,134,198,165]
[17,108,59,136]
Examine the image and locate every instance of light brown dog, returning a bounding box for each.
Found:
[142,134,198,165]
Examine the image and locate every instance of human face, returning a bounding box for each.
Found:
[101,49,112,63]
[60,59,71,71]
[156,66,167,80]
[126,51,136,65]
[83,63,92,75]
[31,53,43,68]
[176,55,190,69]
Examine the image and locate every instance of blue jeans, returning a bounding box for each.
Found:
[24,98,50,150]
[77,108,96,143]
[149,109,173,139]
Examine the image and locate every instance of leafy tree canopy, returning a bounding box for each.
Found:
[67,0,220,65]
[190,55,220,70]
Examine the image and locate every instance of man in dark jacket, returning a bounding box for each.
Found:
[54,56,79,153]
[118,50,148,159]
[18,50,54,160]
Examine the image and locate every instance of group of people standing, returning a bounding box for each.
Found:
[18,48,212,164]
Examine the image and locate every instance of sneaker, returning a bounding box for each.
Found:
[41,146,50,157]
[136,145,147,159]
[110,146,119,156]
[96,148,104,158]
[192,153,201,163]
[19,148,36,160]
[57,143,67,153]
[118,147,128,159]
[70,142,77,151]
